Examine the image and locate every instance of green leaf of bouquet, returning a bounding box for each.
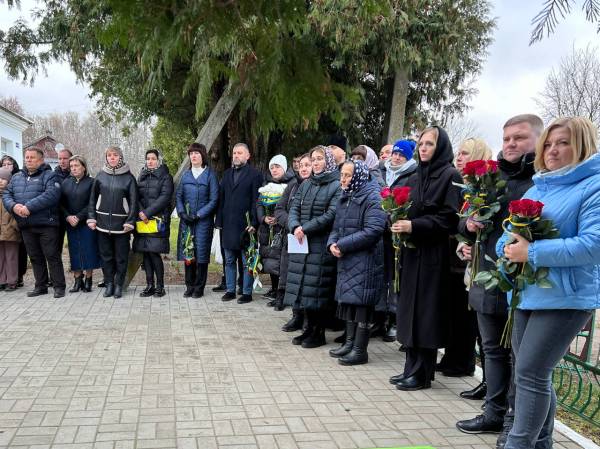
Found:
[535,267,549,280]
[496,180,507,189]
[537,278,554,288]
[484,254,496,264]
[474,271,493,283]
[484,279,499,291]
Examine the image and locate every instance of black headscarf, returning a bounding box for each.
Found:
[416,126,454,200]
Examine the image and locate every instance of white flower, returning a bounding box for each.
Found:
[258,182,287,195]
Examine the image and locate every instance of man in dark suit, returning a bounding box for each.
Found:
[216,143,264,304]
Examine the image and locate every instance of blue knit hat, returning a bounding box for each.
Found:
[392,139,416,160]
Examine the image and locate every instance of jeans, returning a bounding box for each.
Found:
[505,309,592,449]
[224,248,253,295]
[477,311,512,420]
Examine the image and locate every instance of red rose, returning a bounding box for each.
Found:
[463,160,487,177]
[392,186,411,206]
[509,199,544,218]
[381,187,391,199]
[486,160,499,173]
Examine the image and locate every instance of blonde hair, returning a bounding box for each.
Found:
[534,117,598,171]
[457,138,493,163]
[419,127,439,142]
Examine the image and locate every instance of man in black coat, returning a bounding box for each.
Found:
[3,147,66,298]
[54,147,72,261]
[216,143,264,304]
[456,114,543,448]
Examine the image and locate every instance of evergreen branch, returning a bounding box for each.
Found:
[582,0,600,21]
[530,0,574,45]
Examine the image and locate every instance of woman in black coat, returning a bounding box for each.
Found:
[1,156,26,288]
[61,155,102,293]
[134,149,174,298]
[284,146,341,349]
[327,160,386,365]
[256,154,295,303]
[88,146,138,299]
[390,127,462,391]
[275,154,312,318]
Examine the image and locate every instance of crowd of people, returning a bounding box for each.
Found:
[0,113,598,449]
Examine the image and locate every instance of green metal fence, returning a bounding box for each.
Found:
[553,313,599,427]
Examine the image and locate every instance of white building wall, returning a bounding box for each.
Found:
[0,110,30,168]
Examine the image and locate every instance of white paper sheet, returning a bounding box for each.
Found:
[287,234,309,254]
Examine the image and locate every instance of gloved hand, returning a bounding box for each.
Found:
[180,213,194,225]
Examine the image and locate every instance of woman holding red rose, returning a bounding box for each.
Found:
[496,117,600,449]
[389,126,462,391]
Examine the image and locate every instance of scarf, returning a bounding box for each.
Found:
[343,160,370,194]
[385,158,417,186]
[314,147,337,178]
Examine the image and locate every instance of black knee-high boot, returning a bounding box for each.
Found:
[301,311,326,349]
[339,322,370,365]
[329,320,356,358]
[292,309,313,345]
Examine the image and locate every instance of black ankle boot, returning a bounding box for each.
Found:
[140,285,155,297]
[329,321,356,358]
[339,322,370,365]
[282,310,304,332]
[103,283,114,297]
[154,287,166,297]
[83,276,93,292]
[113,285,123,298]
[69,275,84,293]
[301,326,326,348]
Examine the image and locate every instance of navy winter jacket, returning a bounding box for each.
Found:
[3,163,61,228]
[176,167,219,263]
[327,182,387,307]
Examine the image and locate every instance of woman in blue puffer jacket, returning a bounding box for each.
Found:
[327,160,387,366]
[496,117,600,449]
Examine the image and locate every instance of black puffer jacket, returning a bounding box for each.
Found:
[256,170,295,275]
[459,152,535,315]
[88,165,138,234]
[328,182,386,307]
[133,165,174,254]
[61,174,94,222]
[3,163,61,228]
[283,170,341,310]
[273,177,301,290]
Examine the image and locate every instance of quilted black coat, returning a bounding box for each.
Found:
[283,170,341,310]
[273,176,301,290]
[133,165,174,254]
[327,182,386,307]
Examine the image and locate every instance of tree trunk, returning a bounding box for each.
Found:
[125,85,242,287]
[386,67,410,144]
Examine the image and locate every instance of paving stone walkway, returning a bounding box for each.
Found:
[0,286,585,449]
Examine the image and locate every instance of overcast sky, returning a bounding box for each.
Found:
[1,1,599,152]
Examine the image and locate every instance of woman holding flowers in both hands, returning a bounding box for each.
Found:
[176,143,219,298]
[389,126,462,391]
[496,117,600,449]
[256,155,295,305]
[327,160,386,365]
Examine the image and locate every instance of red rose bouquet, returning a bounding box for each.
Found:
[381,186,413,292]
[456,159,506,286]
[474,199,559,347]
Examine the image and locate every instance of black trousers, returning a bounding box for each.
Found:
[18,241,27,280]
[477,311,514,420]
[143,252,164,287]
[403,347,437,382]
[97,232,130,286]
[438,273,477,374]
[185,262,208,291]
[269,274,279,291]
[21,226,66,290]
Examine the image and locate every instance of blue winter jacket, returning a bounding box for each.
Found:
[327,182,387,307]
[176,167,219,264]
[496,153,600,310]
[3,163,61,228]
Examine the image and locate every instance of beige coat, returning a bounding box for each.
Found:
[0,193,21,242]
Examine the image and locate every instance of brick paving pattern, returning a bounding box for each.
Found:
[0,286,585,449]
